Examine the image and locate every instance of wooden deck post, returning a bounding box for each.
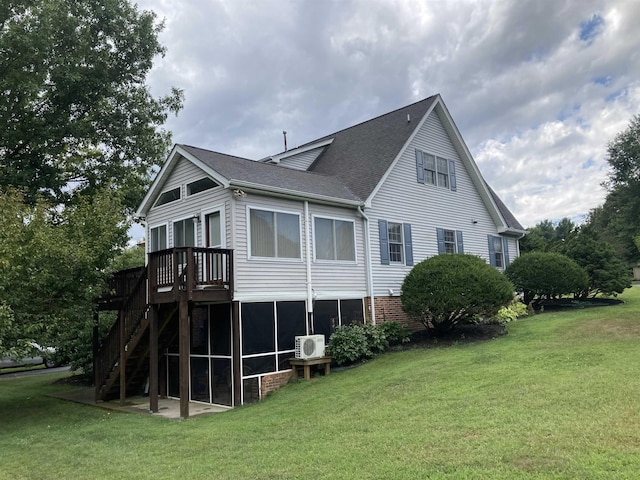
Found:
[149,304,159,413]
[179,296,190,419]
[119,309,126,406]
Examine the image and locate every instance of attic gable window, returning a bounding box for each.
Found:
[154,187,181,207]
[416,150,457,191]
[187,177,218,196]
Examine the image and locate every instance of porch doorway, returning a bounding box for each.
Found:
[166,303,233,407]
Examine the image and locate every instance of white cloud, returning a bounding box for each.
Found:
[135,0,640,229]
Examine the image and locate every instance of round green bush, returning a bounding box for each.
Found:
[401,254,514,334]
[504,251,588,304]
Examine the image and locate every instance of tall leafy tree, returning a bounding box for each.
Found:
[519,218,577,254]
[0,0,182,363]
[0,0,183,209]
[592,115,640,264]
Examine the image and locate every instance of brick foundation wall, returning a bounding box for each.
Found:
[373,295,423,331]
[260,371,294,398]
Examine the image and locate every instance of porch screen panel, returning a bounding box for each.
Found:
[340,299,364,326]
[210,303,231,356]
[167,356,179,398]
[211,358,232,406]
[190,357,210,403]
[190,306,208,355]
[250,209,275,257]
[313,300,338,341]
[276,301,307,351]
[241,302,275,355]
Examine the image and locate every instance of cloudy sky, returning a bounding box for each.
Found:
[135,0,640,229]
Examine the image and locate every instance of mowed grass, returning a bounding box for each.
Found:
[2,289,640,479]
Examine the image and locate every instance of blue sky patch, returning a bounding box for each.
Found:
[580,14,605,43]
[582,158,594,169]
[593,76,611,86]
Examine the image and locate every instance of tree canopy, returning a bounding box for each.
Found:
[0,0,181,361]
[0,0,183,209]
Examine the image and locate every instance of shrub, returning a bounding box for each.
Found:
[377,321,411,345]
[496,301,529,323]
[560,236,631,298]
[327,322,406,366]
[505,251,589,304]
[401,254,514,334]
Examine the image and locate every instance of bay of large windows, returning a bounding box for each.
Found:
[249,208,300,259]
[314,217,355,261]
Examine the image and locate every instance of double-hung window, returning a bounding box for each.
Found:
[249,208,301,259]
[437,228,464,254]
[314,217,356,261]
[150,225,167,252]
[378,220,413,266]
[173,218,196,247]
[416,150,457,191]
[488,235,510,268]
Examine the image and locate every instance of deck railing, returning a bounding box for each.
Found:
[148,247,233,297]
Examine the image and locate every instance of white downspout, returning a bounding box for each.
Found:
[304,201,314,333]
[358,205,376,324]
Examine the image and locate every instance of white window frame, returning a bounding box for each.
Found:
[172,214,199,248]
[148,222,169,253]
[387,222,404,264]
[153,186,182,208]
[493,236,504,268]
[187,177,219,197]
[201,205,226,249]
[312,215,357,263]
[443,229,457,254]
[246,206,302,261]
[421,151,451,189]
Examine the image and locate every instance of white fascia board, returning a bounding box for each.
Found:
[135,144,181,217]
[363,96,440,207]
[135,145,231,217]
[229,180,362,208]
[267,138,334,164]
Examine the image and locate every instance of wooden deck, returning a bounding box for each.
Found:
[148,247,234,303]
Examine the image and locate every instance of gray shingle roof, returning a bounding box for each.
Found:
[486,185,525,231]
[177,95,522,232]
[179,145,360,203]
[304,96,438,201]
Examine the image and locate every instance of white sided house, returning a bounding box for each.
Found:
[94,94,525,417]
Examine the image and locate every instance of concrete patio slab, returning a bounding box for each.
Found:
[49,387,230,419]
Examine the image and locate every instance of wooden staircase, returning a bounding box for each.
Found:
[94,268,172,402]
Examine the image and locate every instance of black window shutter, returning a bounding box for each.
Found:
[449,160,457,191]
[416,150,425,184]
[379,220,389,265]
[403,223,413,266]
[436,228,445,254]
[456,230,464,253]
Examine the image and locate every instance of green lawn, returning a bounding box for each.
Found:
[2,288,640,479]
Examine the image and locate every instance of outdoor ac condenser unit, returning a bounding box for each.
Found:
[294,335,325,359]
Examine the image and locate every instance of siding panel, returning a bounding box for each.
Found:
[368,110,518,296]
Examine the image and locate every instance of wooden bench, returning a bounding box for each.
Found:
[289,356,332,380]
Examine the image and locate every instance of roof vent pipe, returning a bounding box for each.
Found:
[283,130,288,152]
[407,114,411,123]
